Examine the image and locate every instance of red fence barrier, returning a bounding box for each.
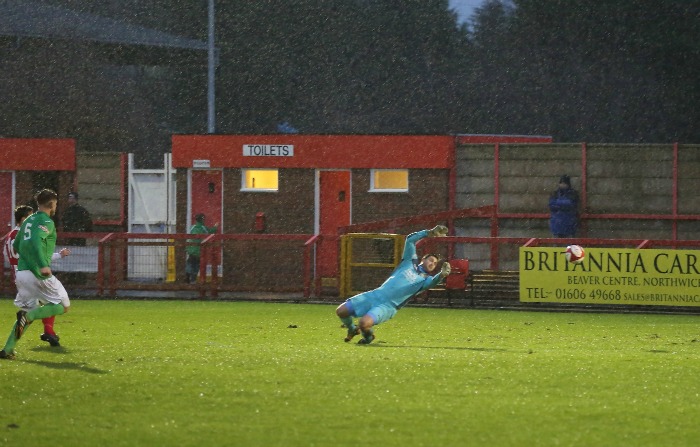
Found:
[419,236,700,272]
[95,233,321,299]
[3,231,698,300]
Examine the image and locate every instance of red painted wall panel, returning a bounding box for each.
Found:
[172,135,454,169]
[0,139,76,171]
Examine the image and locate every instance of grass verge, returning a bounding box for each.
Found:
[0,300,699,446]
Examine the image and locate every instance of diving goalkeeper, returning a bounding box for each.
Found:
[335,225,451,345]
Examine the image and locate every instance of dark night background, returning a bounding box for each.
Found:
[1,0,698,166]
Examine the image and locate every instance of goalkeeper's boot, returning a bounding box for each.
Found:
[344,325,360,343]
[357,331,375,345]
[0,350,15,360]
[40,333,61,347]
[14,311,29,340]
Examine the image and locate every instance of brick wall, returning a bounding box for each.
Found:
[175,168,316,288]
[174,143,700,279]
[224,168,315,234]
[14,170,74,213]
[175,166,451,287]
[14,172,36,207]
[74,152,124,222]
[352,169,449,224]
[455,143,700,269]
[678,145,700,215]
[220,239,306,290]
[177,167,450,234]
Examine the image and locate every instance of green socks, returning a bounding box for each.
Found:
[2,305,63,354]
[2,323,19,353]
[340,316,355,330]
[27,304,65,321]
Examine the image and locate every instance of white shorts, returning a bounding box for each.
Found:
[14,270,71,312]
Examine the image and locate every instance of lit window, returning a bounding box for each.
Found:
[242,169,278,191]
[370,169,408,192]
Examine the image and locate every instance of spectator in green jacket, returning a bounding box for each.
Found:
[185,213,218,284]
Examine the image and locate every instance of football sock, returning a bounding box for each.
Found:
[43,316,56,335]
[3,323,18,353]
[27,304,65,322]
[340,316,355,330]
[361,328,374,339]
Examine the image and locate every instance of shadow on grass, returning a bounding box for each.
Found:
[359,343,508,352]
[20,358,109,374]
[19,347,110,374]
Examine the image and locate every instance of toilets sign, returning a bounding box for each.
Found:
[243,144,294,157]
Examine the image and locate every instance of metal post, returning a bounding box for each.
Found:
[207,0,215,133]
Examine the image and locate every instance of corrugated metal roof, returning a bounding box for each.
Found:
[0,0,208,50]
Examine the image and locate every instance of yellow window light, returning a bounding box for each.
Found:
[243,169,278,191]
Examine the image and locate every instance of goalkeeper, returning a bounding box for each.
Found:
[335,225,451,345]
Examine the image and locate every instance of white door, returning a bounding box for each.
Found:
[127,153,176,280]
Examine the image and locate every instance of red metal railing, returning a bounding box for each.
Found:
[198,233,320,299]
[488,142,698,242]
[339,206,495,235]
[2,231,322,298]
[341,198,700,271]
[419,236,700,272]
[98,233,197,297]
[303,234,322,298]
[95,233,321,298]
[3,230,698,299]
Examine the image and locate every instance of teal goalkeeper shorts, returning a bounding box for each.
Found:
[346,289,397,325]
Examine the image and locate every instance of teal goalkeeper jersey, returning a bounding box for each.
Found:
[13,211,56,279]
[376,230,444,309]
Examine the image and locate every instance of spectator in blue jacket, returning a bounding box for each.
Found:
[549,174,579,237]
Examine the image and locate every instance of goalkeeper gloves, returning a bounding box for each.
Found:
[428,225,448,237]
[440,261,452,278]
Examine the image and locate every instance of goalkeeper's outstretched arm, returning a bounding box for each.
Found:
[428,225,448,238]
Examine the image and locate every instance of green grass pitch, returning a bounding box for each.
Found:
[1,299,699,446]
